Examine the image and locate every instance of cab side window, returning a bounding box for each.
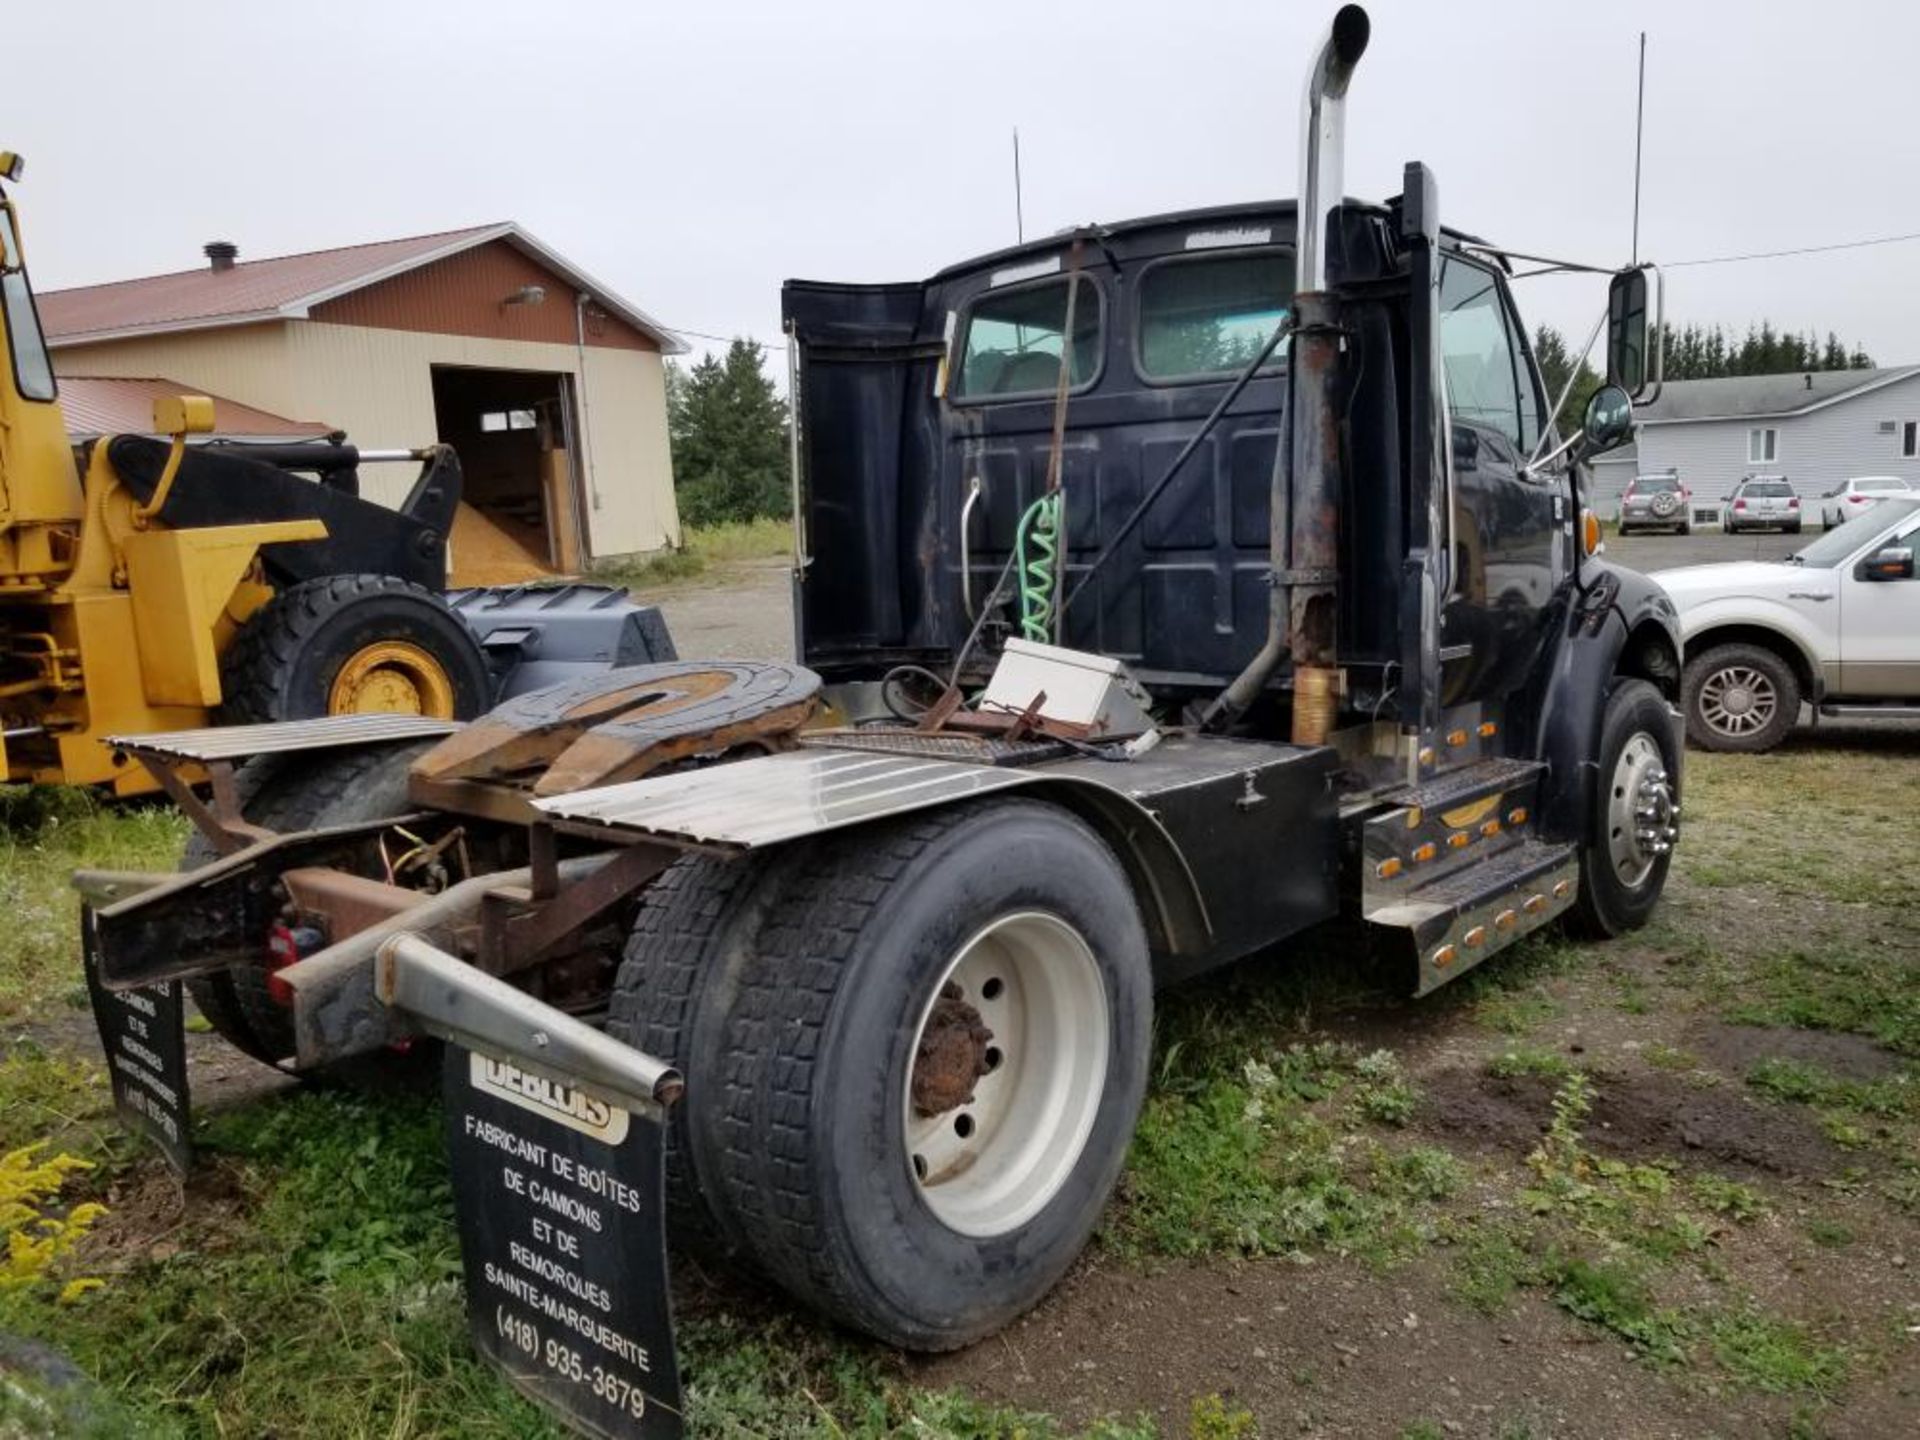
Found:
[1438,256,1536,456]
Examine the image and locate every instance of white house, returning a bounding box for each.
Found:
[1590,366,1920,520]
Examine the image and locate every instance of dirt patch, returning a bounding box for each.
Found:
[917,1252,1802,1438]
[1420,1068,1842,1179]
[1689,1022,1904,1083]
[79,1154,253,1276]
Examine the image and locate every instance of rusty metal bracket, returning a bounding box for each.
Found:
[477,841,675,976]
[132,753,267,854]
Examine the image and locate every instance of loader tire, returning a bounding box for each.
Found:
[699,799,1152,1351]
[606,851,802,1257]
[182,742,435,1062]
[220,574,490,725]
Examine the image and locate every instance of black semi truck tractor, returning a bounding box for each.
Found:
[81,4,1681,1422]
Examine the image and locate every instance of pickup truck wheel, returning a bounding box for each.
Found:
[606,851,799,1256]
[700,799,1152,1350]
[182,742,437,1062]
[1572,678,1679,938]
[1682,643,1799,752]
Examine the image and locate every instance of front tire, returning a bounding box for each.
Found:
[1682,642,1799,753]
[1572,678,1679,938]
[697,800,1152,1350]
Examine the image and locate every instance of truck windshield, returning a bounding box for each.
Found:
[1789,498,1920,566]
[0,205,56,402]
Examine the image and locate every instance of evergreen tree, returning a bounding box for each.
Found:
[1532,325,1602,434]
[667,339,791,527]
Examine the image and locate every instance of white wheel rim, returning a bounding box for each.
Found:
[902,911,1108,1238]
[1698,664,1777,738]
[1606,731,1677,889]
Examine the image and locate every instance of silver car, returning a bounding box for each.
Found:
[1724,476,1801,534]
[1619,472,1690,534]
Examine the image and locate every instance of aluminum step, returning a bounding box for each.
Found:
[1365,837,1578,996]
[1359,757,1546,908]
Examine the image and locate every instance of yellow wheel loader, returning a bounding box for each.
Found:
[0,151,673,793]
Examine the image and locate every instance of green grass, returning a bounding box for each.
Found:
[592,516,790,591]
[0,788,187,1022]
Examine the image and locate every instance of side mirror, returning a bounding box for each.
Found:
[1606,266,1662,400]
[1862,545,1915,581]
[1581,384,1635,456]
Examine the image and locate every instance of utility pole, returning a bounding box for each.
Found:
[1631,31,1646,264]
[1013,128,1025,243]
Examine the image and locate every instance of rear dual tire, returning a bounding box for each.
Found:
[610,799,1153,1350]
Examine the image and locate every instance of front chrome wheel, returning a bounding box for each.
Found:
[1606,732,1678,890]
[1696,663,1778,741]
[903,911,1109,1239]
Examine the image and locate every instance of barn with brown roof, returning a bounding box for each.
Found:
[40,224,685,581]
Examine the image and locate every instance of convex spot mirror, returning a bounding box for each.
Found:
[1862,545,1915,581]
[1607,266,1661,399]
[1581,384,1635,456]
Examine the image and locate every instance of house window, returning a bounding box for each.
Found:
[1747,427,1778,464]
[480,409,537,433]
[1903,420,1917,458]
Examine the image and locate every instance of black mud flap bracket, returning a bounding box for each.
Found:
[377,933,687,1440]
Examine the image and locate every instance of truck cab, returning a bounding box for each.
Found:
[787,199,1575,722]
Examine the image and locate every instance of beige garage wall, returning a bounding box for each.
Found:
[54,320,680,558]
[53,324,301,417]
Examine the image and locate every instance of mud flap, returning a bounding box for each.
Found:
[80,907,192,1178]
[383,935,685,1438]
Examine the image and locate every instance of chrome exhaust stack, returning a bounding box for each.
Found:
[1210,4,1369,741]
[1297,4,1371,295]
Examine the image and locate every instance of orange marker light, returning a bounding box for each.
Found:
[1448,831,1471,850]
[1412,842,1438,864]
[1433,944,1458,969]
[1523,894,1547,915]
[1582,508,1602,556]
[1447,728,1468,747]
[1464,925,1488,949]
[1507,806,1528,826]
[1481,819,1501,838]
[1552,878,1574,900]
[1376,857,1403,880]
[1478,721,1497,738]
[1495,908,1518,931]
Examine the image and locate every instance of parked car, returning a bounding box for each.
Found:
[1819,475,1912,529]
[1618,471,1690,534]
[1724,475,1801,534]
[1654,496,1920,750]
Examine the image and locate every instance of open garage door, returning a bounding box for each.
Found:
[431,365,587,585]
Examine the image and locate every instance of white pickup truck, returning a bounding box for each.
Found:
[1654,497,1920,750]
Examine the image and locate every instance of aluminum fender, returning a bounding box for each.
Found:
[1531,561,1682,841]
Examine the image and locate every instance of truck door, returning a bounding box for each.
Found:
[1435,254,1560,706]
[1838,506,1920,695]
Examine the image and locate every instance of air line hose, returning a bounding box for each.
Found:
[1015,491,1064,643]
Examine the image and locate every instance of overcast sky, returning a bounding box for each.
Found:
[15,0,1920,373]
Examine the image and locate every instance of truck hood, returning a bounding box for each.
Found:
[1644,561,1805,608]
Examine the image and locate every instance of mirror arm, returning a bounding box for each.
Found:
[1524,428,1586,479]
[1528,303,1610,471]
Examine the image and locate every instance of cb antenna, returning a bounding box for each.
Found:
[1631,31,1646,264]
[1013,127,1025,243]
